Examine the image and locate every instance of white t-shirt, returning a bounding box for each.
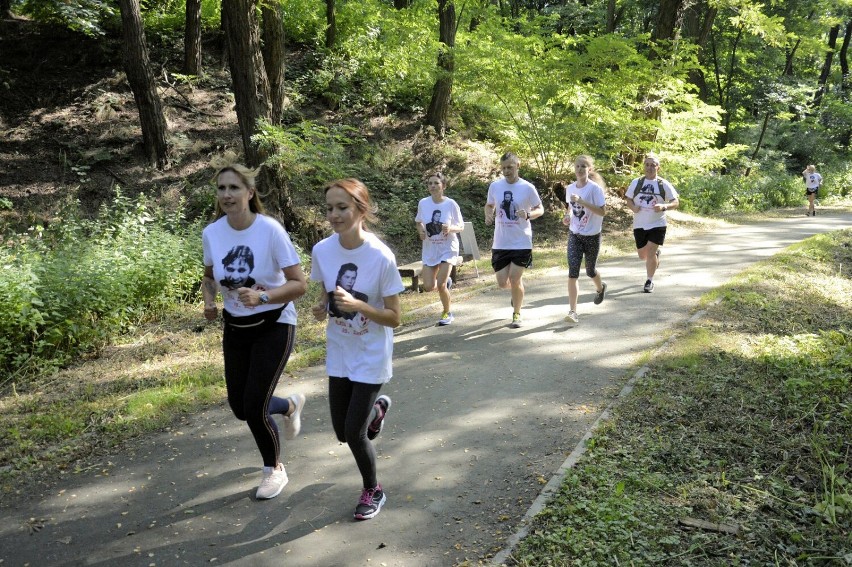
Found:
[625,177,679,230]
[804,172,822,190]
[310,232,406,384]
[566,181,606,236]
[415,196,463,266]
[486,177,542,249]
[202,214,301,325]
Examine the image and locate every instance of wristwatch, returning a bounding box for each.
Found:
[259,292,270,305]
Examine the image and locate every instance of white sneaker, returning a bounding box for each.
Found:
[565,310,579,323]
[283,393,305,440]
[256,464,288,499]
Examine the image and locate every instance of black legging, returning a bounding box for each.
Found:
[328,377,382,489]
[222,322,295,467]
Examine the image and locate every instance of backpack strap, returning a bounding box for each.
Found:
[657,177,667,202]
[630,177,643,197]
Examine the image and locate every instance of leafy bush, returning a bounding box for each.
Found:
[19,0,115,36]
[296,0,437,110]
[0,193,202,380]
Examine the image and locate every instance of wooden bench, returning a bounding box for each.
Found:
[398,222,481,291]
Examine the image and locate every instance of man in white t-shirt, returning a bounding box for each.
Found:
[623,153,679,293]
[484,152,543,328]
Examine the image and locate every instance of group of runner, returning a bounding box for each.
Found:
[198,150,680,522]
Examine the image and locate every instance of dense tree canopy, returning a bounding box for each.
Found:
[3,0,851,209]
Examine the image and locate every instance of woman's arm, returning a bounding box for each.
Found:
[312,283,329,321]
[202,265,218,320]
[236,263,308,307]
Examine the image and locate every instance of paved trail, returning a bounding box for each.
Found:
[2,212,850,567]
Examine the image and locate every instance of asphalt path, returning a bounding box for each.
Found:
[2,211,850,567]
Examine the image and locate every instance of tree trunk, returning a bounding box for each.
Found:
[184,0,202,75]
[652,0,684,42]
[1,0,12,18]
[325,0,336,48]
[685,3,716,101]
[222,0,271,168]
[219,6,229,68]
[261,1,286,124]
[605,0,625,33]
[813,24,840,107]
[117,0,169,169]
[784,38,801,76]
[744,112,771,177]
[425,0,456,137]
[839,20,851,88]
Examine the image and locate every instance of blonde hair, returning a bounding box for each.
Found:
[209,152,265,217]
[325,178,379,225]
[806,164,816,173]
[575,155,607,189]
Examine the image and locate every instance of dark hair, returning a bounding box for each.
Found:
[221,245,254,271]
[325,178,378,225]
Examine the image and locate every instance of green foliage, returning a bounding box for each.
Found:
[0,192,202,379]
[296,0,437,110]
[456,14,726,184]
[279,0,326,46]
[141,0,221,37]
[253,119,361,203]
[19,0,115,36]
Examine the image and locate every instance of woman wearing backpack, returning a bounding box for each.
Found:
[623,154,679,293]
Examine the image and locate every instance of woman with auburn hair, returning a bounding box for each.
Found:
[310,178,405,520]
[201,153,308,501]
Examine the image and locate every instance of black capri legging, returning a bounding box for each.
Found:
[328,377,383,489]
[567,232,602,279]
[222,322,295,468]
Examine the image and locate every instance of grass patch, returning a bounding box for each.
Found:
[511,229,852,565]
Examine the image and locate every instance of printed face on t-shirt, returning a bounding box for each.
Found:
[500,191,517,220]
[339,269,357,291]
[220,245,255,289]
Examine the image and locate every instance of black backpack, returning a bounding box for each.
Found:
[631,177,668,201]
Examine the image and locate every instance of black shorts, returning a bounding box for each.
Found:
[805,188,818,196]
[633,227,667,249]
[491,249,533,272]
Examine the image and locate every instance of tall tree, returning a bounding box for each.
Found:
[261,0,286,124]
[325,0,335,48]
[813,24,840,107]
[222,0,299,226]
[652,0,685,42]
[840,20,851,89]
[117,0,169,169]
[425,0,457,136]
[184,0,202,75]
[222,0,271,167]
